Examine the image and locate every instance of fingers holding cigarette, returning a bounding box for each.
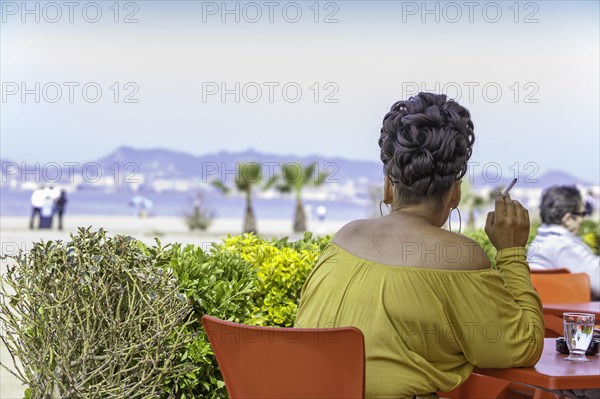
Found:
[503,178,517,197]
[486,178,530,249]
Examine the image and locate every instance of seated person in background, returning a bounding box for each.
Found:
[527,185,599,299]
[295,92,544,399]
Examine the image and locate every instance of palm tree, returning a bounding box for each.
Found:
[212,162,262,234]
[268,162,330,232]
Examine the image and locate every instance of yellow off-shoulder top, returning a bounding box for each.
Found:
[294,243,545,399]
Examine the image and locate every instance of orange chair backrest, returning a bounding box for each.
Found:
[530,273,591,303]
[530,267,571,274]
[201,315,365,399]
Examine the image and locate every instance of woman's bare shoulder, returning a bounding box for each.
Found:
[331,219,380,248]
[440,231,492,270]
[332,221,491,270]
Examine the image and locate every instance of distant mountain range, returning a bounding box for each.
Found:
[0,147,595,188]
[93,146,385,183]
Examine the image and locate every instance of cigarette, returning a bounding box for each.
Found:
[503,178,518,197]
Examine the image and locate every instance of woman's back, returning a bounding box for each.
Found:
[295,240,544,398]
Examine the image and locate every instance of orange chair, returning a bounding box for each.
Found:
[530,272,591,304]
[530,273,591,337]
[201,315,365,399]
[530,267,571,274]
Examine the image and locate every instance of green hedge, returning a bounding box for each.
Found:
[3,221,597,398]
[463,223,540,269]
[1,231,331,399]
[163,232,331,398]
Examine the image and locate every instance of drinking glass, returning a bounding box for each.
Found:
[563,313,595,362]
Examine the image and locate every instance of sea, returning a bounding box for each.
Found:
[0,189,375,221]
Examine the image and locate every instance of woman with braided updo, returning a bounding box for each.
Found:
[295,93,544,399]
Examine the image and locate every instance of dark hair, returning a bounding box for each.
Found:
[378,92,475,205]
[540,185,583,225]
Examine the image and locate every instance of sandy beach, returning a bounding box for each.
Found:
[1,215,346,251]
[0,214,347,398]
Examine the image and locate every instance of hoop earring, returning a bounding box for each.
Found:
[379,200,390,217]
[448,207,462,234]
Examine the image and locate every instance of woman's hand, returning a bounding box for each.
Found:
[485,191,530,251]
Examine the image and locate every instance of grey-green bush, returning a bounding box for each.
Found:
[0,228,195,399]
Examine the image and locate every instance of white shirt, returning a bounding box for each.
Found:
[30,189,46,208]
[527,224,600,298]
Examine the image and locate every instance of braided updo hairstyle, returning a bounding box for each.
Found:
[378,92,475,205]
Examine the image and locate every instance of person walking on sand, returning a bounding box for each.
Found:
[39,195,55,229]
[54,189,68,230]
[29,185,46,229]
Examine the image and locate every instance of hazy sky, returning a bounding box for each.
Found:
[1,1,599,183]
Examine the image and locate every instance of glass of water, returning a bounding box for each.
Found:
[563,313,595,362]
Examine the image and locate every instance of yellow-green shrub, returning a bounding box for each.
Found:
[160,232,330,397]
[580,220,600,254]
[222,232,331,327]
